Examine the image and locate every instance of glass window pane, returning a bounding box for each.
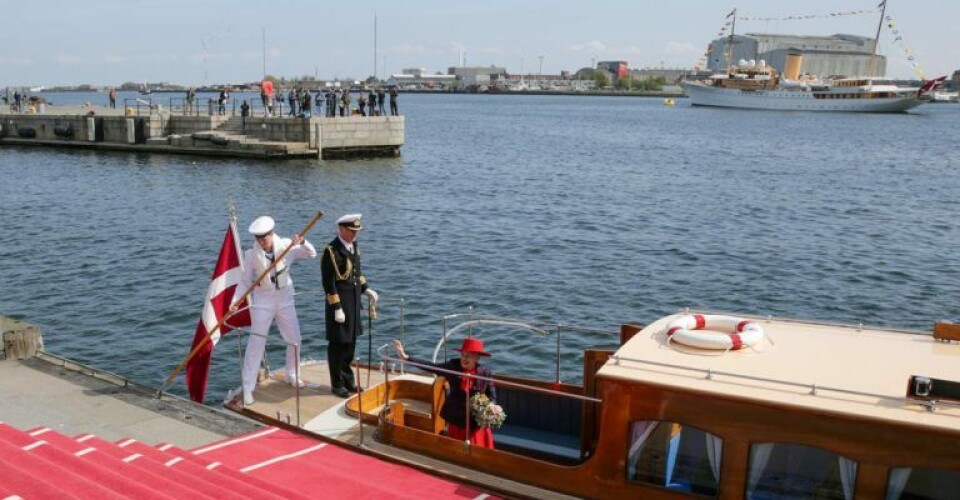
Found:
[746,443,856,500]
[887,467,960,500]
[626,420,721,497]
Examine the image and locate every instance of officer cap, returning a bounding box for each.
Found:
[248,216,275,236]
[336,213,363,231]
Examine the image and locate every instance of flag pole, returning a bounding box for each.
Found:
[159,210,325,396]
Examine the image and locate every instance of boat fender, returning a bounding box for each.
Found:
[666,314,764,351]
[17,127,37,138]
[54,125,73,138]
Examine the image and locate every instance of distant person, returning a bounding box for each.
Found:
[218,89,228,115]
[240,100,250,130]
[367,89,376,116]
[357,92,367,117]
[287,89,297,116]
[108,88,117,109]
[327,90,337,117]
[301,91,312,118]
[376,87,385,116]
[341,89,351,117]
[186,87,196,114]
[389,87,399,116]
[14,90,22,112]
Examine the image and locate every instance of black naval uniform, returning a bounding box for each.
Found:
[320,237,369,392]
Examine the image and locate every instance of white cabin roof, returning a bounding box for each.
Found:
[599,313,960,432]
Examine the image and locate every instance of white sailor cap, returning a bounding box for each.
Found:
[336,213,363,231]
[248,216,275,236]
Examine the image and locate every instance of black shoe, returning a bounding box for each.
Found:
[345,385,364,393]
[332,386,350,398]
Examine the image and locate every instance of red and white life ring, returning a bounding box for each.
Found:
[666,314,764,351]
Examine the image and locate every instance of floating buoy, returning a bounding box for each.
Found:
[663,98,676,106]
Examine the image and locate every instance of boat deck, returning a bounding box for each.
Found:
[600,313,960,432]
[226,360,578,500]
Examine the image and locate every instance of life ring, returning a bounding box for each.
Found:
[666,314,764,351]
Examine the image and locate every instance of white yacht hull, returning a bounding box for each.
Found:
[683,81,925,113]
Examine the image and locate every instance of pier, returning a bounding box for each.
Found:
[0,105,404,160]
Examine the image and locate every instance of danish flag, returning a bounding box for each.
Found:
[185,223,251,403]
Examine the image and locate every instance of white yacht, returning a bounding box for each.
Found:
[682,57,926,113]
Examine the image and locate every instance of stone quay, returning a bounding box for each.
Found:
[0,105,404,160]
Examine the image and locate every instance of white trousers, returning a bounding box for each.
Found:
[242,286,302,394]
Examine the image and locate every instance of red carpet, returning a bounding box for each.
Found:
[0,422,494,499]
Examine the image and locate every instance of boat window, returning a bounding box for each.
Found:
[886,467,960,499]
[626,420,721,497]
[746,443,857,500]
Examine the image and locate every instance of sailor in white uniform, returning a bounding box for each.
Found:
[235,216,317,406]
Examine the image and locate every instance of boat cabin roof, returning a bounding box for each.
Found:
[599,313,960,432]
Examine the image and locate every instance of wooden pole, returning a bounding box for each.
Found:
[160,210,324,394]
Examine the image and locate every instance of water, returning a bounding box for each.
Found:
[2,94,959,402]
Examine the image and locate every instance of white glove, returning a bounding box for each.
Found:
[334,308,346,324]
[364,289,379,305]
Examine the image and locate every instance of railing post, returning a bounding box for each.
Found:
[464,378,471,448]
[442,316,448,362]
[399,298,405,374]
[355,356,365,447]
[367,295,374,388]
[468,306,474,338]
[295,343,301,428]
[236,329,244,388]
[556,324,562,385]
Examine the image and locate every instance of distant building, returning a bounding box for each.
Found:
[597,61,629,79]
[708,33,887,77]
[387,72,456,90]
[400,68,428,78]
[630,68,693,82]
[447,66,507,90]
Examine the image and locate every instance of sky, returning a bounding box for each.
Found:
[1,0,955,86]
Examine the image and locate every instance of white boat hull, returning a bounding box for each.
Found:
[683,81,924,113]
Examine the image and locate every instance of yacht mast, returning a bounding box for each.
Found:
[868,0,888,77]
[726,9,737,69]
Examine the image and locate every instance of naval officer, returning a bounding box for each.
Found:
[234,216,317,406]
[320,214,378,397]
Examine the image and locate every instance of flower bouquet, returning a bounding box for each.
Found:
[470,393,507,429]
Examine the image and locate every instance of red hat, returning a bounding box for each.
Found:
[455,338,490,357]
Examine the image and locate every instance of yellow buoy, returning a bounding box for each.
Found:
[663,98,676,106]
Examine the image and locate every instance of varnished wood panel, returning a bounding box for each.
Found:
[934,322,960,342]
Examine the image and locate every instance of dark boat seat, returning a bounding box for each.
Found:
[495,424,582,464]
[492,385,584,464]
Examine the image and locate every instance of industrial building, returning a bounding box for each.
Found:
[708,33,887,77]
[446,66,507,90]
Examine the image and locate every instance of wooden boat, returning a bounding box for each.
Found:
[225,311,960,499]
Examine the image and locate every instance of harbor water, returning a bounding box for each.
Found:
[2,93,958,401]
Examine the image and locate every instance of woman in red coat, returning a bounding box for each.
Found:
[392,338,497,449]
